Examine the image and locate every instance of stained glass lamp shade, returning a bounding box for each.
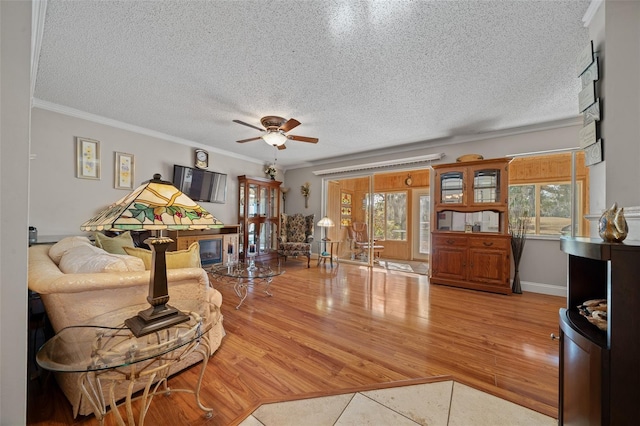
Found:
[81,174,223,336]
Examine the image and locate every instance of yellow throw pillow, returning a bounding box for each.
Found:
[94,231,135,255]
[124,242,201,270]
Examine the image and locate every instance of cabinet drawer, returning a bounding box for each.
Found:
[432,234,467,247]
[468,236,509,250]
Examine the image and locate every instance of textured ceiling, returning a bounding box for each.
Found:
[34,0,591,168]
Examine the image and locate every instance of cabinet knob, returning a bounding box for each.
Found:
[446,239,455,244]
[483,241,494,247]
[550,333,559,340]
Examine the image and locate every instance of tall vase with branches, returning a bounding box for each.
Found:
[509,208,530,294]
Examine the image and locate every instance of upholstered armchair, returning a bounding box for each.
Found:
[278,213,314,267]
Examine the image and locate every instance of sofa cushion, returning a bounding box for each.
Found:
[58,244,145,274]
[94,231,135,255]
[124,242,201,270]
[49,236,93,264]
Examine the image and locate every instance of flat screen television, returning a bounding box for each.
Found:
[173,164,227,204]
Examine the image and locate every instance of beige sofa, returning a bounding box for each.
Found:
[28,241,225,417]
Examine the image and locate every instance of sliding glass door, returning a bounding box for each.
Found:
[324,175,374,266]
[412,189,430,261]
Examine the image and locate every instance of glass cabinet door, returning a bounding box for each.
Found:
[269,220,279,251]
[260,222,270,253]
[269,188,277,217]
[248,184,258,217]
[473,169,500,203]
[247,222,257,248]
[259,187,268,216]
[440,171,464,204]
[239,181,245,218]
[239,222,245,254]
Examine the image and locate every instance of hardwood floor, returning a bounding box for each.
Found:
[27,262,564,425]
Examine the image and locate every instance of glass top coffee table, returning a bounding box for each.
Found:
[36,299,213,425]
[207,262,284,309]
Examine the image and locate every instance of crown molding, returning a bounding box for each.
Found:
[582,0,603,28]
[313,153,445,176]
[31,98,264,165]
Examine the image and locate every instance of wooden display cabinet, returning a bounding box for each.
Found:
[431,158,511,294]
[558,237,640,425]
[238,175,281,263]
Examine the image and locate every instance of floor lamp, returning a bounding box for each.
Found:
[317,216,335,255]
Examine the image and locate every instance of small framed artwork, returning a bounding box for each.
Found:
[114,152,135,189]
[76,137,101,179]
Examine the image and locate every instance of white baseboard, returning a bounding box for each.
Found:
[520,281,567,297]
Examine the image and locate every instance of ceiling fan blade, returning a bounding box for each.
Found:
[277,144,287,150]
[233,119,265,132]
[279,118,301,133]
[287,135,319,143]
[236,136,263,143]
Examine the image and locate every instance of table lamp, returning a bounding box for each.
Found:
[317,216,335,255]
[81,174,223,337]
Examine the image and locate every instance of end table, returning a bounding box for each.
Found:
[36,299,213,425]
[317,240,340,267]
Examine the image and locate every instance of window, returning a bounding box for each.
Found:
[508,152,589,237]
[369,191,407,241]
[509,183,580,235]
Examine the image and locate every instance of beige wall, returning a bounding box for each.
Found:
[30,108,269,236]
[1,1,31,423]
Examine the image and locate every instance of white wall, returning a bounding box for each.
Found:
[30,108,269,236]
[286,122,583,296]
[1,1,31,424]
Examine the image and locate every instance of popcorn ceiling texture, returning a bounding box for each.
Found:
[34,0,590,167]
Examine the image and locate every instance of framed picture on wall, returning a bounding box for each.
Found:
[114,152,134,189]
[76,137,101,180]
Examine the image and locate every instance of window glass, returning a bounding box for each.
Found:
[370,192,407,241]
[385,192,407,240]
[540,184,571,235]
[508,151,588,237]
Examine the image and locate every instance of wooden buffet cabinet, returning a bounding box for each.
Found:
[558,237,640,425]
[430,158,511,294]
[237,175,281,263]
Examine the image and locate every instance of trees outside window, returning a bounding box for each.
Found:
[509,183,577,235]
[369,191,407,241]
[508,152,588,237]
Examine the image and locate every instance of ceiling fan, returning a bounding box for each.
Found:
[233,116,319,150]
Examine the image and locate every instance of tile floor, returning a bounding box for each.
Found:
[239,381,557,426]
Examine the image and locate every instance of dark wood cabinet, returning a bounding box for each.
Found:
[431,158,511,294]
[238,175,281,263]
[559,237,640,425]
[432,233,511,293]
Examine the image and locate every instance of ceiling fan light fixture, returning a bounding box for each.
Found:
[262,130,288,146]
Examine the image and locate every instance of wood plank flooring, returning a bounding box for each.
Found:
[27,261,564,425]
